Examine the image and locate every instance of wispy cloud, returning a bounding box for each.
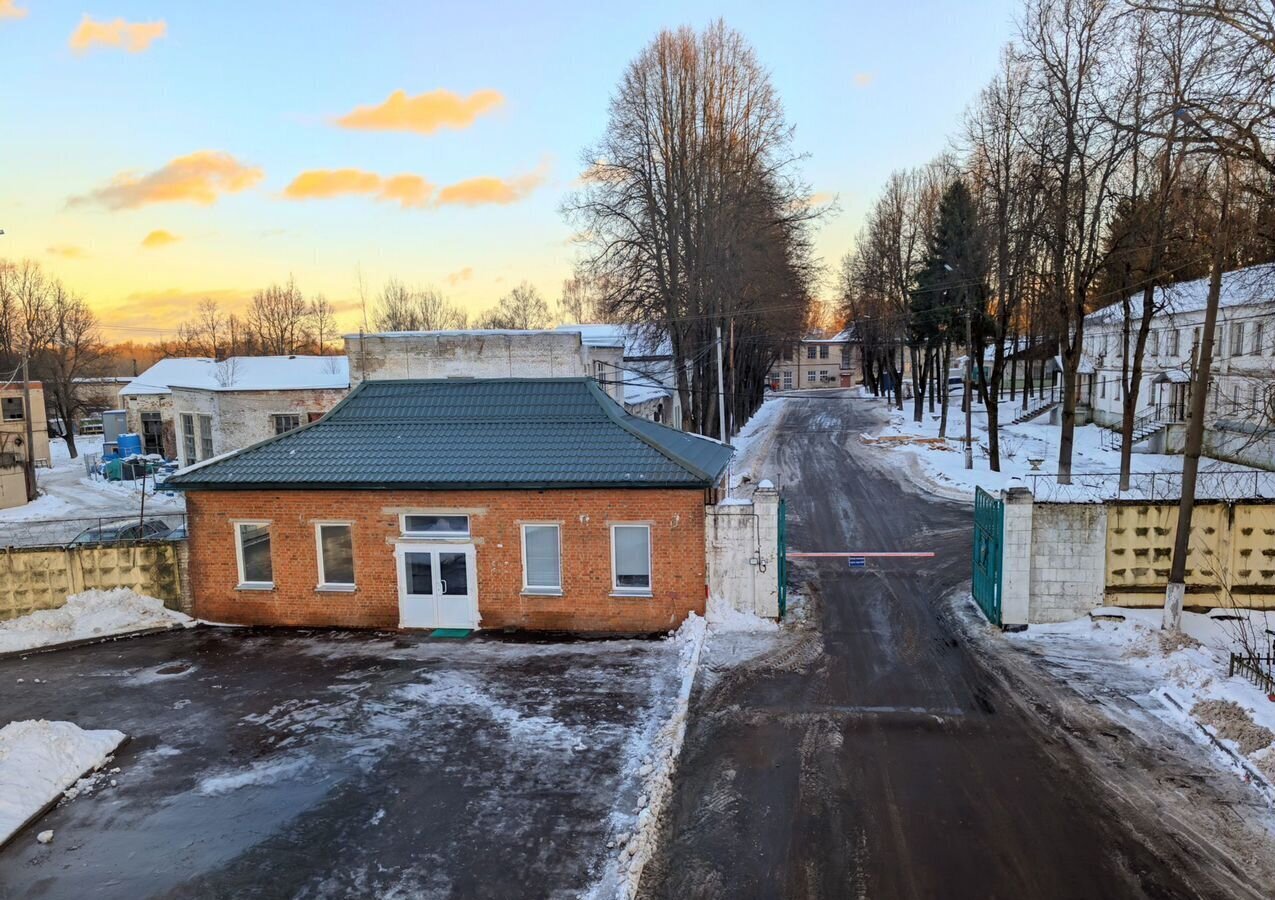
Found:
[334,89,504,136]
[69,15,166,54]
[282,162,547,210]
[47,244,88,259]
[141,229,181,249]
[853,72,875,88]
[0,0,29,21]
[446,267,473,286]
[68,151,263,210]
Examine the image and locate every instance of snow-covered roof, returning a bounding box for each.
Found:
[349,329,573,340]
[1087,262,1275,326]
[555,324,672,358]
[620,369,671,406]
[120,356,350,396]
[1153,368,1191,384]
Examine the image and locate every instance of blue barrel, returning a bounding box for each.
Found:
[117,432,143,457]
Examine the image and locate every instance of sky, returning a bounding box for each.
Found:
[0,0,1021,341]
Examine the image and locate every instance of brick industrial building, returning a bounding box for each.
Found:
[167,378,733,633]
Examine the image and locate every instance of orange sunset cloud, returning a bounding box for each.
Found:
[47,244,89,260]
[141,229,181,249]
[0,0,28,21]
[282,169,434,209]
[68,151,263,210]
[334,89,504,135]
[69,15,167,54]
[436,162,548,207]
[283,163,546,210]
[446,267,474,286]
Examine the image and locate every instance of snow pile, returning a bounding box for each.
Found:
[1011,610,1275,785]
[0,588,193,654]
[608,613,707,899]
[705,595,778,634]
[729,397,787,490]
[0,720,125,845]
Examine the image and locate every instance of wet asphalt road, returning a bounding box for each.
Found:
[0,629,677,899]
[639,391,1256,900]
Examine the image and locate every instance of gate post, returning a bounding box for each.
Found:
[1000,487,1034,629]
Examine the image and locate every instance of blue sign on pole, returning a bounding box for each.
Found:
[848,557,866,569]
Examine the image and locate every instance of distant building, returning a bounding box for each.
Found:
[768,330,858,391]
[0,381,49,510]
[119,356,350,466]
[1082,263,1275,469]
[555,324,684,428]
[344,329,627,407]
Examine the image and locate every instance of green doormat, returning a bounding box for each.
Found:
[429,628,472,639]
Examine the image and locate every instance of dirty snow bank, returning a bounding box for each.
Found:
[592,613,706,900]
[705,595,778,634]
[0,588,193,654]
[0,720,125,845]
[728,396,787,491]
[1010,610,1275,790]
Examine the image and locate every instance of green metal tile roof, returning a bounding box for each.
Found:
[165,378,733,491]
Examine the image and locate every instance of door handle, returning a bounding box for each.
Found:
[440,579,447,594]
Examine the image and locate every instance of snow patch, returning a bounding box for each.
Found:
[0,588,193,654]
[705,595,778,634]
[0,720,125,845]
[604,613,707,900]
[196,755,312,796]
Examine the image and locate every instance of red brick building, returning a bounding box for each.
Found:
[168,378,733,634]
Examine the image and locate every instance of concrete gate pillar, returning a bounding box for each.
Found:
[1000,487,1034,629]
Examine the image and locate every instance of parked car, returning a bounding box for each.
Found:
[69,519,176,545]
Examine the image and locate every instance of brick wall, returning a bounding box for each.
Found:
[185,487,707,633]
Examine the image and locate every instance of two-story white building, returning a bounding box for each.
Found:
[1082,263,1275,469]
[768,329,859,392]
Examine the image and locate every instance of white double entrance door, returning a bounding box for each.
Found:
[394,543,478,629]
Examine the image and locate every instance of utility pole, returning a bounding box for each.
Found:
[715,325,728,444]
[20,353,37,501]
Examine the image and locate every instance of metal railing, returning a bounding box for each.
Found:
[1099,409,1165,451]
[0,513,188,550]
[1229,654,1275,695]
[1025,467,1275,503]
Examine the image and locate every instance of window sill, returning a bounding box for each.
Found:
[316,584,357,593]
[521,588,563,597]
[610,591,653,599]
[236,582,274,592]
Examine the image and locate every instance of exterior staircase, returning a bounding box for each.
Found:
[1010,398,1058,425]
[1099,410,1167,450]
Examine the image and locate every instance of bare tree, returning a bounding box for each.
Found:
[247,278,310,355]
[33,282,107,459]
[477,282,551,330]
[565,21,817,437]
[558,273,615,324]
[309,294,338,352]
[371,279,468,332]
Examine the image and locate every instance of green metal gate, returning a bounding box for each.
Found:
[972,487,1003,626]
[777,496,788,618]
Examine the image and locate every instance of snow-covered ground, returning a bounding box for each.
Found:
[0,437,185,544]
[0,720,125,846]
[1009,607,1275,790]
[0,588,193,654]
[727,394,788,495]
[862,396,1270,502]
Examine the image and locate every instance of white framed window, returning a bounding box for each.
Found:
[1147,330,1159,356]
[234,521,273,589]
[1255,321,1266,356]
[198,414,213,459]
[521,524,561,594]
[314,522,355,590]
[806,346,817,360]
[1,397,24,421]
[1230,323,1246,357]
[400,513,470,538]
[819,345,829,359]
[806,370,817,383]
[610,524,651,595]
[1168,329,1180,356]
[273,413,302,435]
[782,371,793,389]
[180,412,196,463]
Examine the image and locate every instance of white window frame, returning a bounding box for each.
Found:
[399,512,471,540]
[1230,322,1246,357]
[520,523,562,595]
[179,412,197,464]
[610,523,652,597]
[314,521,356,591]
[806,370,817,383]
[198,413,214,460]
[233,520,274,590]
